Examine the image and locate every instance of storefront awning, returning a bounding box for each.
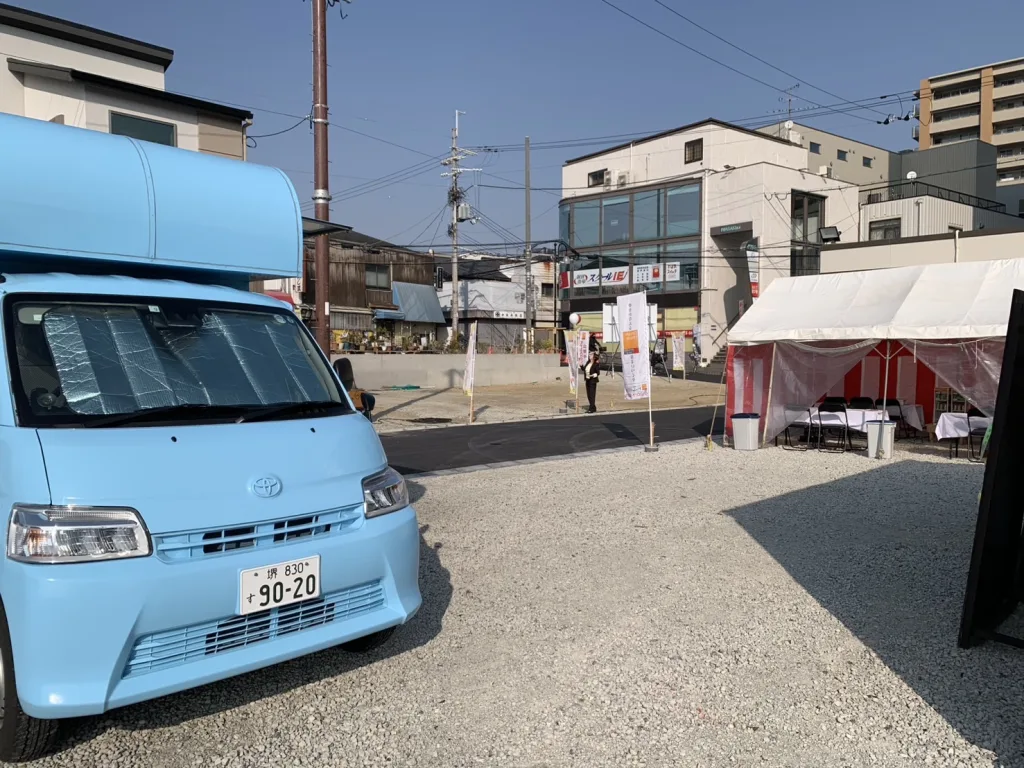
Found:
[392,281,445,324]
[373,308,405,321]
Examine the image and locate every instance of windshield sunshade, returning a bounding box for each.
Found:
[9,297,346,427]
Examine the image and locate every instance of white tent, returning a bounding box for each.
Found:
[729,259,1024,345]
[726,259,1024,446]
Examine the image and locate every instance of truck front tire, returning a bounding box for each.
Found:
[0,601,58,762]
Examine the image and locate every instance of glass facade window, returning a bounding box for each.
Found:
[665,242,699,292]
[666,185,700,237]
[570,254,601,297]
[633,189,662,241]
[110,112,176,146]
[574,200,600,248]
[559,204,570,246]
[632,245,661,291]
[602,196,630,245]
[601,250,631,296]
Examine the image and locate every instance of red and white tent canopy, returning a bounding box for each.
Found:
[726,259,1024,444]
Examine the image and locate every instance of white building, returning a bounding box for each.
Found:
[0,2,251,158]
[559,118,859,363]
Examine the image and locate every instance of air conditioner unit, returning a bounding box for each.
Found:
[616,170,629,188]
[818,165,833,179]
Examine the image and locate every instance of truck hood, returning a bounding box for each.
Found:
[34,413,387,534]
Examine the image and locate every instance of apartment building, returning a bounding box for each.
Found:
[559,118,859,362]
[915,57,1024,215]
[0,2,250,158]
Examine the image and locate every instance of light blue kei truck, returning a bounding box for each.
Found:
[0,112,421,760]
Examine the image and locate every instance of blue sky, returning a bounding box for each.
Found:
[27,0,1024,249]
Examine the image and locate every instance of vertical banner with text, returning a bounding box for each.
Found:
[617,292,651,401]
[463,321,478,396]
[671,334,687,371]
[564,330,578,396]
[575,331,590,380]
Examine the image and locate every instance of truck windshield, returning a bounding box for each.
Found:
[7,296,351,428]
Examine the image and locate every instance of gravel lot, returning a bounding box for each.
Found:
[17,442,1024,767]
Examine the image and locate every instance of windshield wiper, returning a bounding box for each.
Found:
[83,403,251,428]
[236,400,349,424]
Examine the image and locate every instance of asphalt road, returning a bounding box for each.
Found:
[381,405,721,475]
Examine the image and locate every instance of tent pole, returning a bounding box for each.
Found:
[761,343,777,447]
[878,340,891,459]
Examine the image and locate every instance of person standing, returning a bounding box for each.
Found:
[333,357,376,421]
[582,351,600,414]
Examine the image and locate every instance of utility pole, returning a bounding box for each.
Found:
[440,110,479,347]
[524,135,532,353]
[311,0,332,353]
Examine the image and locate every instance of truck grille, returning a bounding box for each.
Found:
[122,580,385,678]
[153,506,363,562]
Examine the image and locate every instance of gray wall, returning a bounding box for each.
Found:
[897,141,998,200]
[332,353,565,390]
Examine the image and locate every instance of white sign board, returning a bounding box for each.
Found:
[602,303,658,343]
[617,292,651,401]
[671,334,687,371]
[463,321,478,395]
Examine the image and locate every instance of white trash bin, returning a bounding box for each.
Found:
[731,413,760,451]
[866,419,896,459]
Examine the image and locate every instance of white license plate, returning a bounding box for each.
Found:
[239,555,321,615]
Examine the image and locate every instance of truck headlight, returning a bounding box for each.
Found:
[362,467,409,519]
[7,505,151,564]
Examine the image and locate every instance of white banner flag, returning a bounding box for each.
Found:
[564,330,578,395]
[463,321,478,396]
[617,292,651,401]
[575,330,590,379]
[671,333,687,371]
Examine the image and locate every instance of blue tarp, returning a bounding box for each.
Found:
[392,281,445,324]
[373,308,405,321]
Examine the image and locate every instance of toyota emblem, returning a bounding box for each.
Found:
[251,476,282,498]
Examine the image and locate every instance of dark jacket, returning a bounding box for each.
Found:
[581,359,600,381]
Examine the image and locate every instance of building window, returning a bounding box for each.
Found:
[790,246,820,277]
[933,107,981,122]
[665,241,699,292]
[365,264,390,289]
[632,189,662,241]
[559,204,570,245]
[809,142,821,154]
[791,192,824,244]
[999,170,1023,182]
[574,200,600,248]
[837,149,848,162]
[587,169,607,188]
[863,156,873,168]
[934,83,980,99]
[602,196,630,245]
[1019,199,1024,219]
[600,250,630,297]
[110,112,176,146]
[684,138,703,164]
[869,218,902,241]
[665,184,700,237]
[541,283,554,298]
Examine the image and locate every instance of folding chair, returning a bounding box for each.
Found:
[776,406,812,450]
[876,398,916,440]
[816,401,850,452]
[966,407,989,463]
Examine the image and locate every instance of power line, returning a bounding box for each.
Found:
[649,0,888,120]
[596,0,877,123]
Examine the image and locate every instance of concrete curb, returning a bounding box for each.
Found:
[375,401,723,435]
[402,435,707,479]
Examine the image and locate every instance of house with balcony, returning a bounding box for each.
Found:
[0,2,251,157]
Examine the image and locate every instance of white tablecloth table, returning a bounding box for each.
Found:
[887,403,925,431]
[935,412,992,441]
[793,408,889,432]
